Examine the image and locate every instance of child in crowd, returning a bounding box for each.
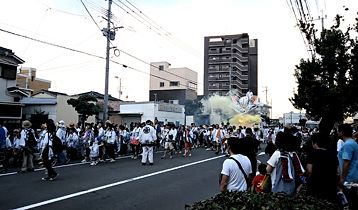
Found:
[252,163,267,193]
[89,140,99,166]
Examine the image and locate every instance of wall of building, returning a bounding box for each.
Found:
[55,94,79,125]
[120,102,185,125]
[0,78,15,102]
[149,61,198,91]
[249,39,258,95]
[204,34,257,97]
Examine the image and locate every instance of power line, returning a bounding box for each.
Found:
[112,0,162,36]
[285,0,313,57]
[80,0,102,31]
[124,0,172,36]
[0,28,106,60]
[0,27,202,91]
[117,0,165,35]
[112,0,200,57]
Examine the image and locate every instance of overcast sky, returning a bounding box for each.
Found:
[1,0,357,118]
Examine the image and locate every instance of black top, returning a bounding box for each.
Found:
[306,148,338,202]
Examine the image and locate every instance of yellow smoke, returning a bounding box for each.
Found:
[229,113,261,128]
[201,95,236,117]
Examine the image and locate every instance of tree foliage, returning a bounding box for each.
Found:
[290,13,358,136]
[67,95,101,127]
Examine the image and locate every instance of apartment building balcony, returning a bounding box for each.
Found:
[208,86,230,91]
[231,70,249,80]
[208,76,230,82]
[231,53,248,63]
[230,80,248,90]
[230,61,248,71]
[208,41,224,47]
[232,43,249,53]
[208,58,231,64]
[241,38,249,44]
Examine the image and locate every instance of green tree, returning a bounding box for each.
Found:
[290,13,358,137]
[67,95,101,128]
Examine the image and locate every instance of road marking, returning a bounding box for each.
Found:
[0,151,164,177]
[13,155,225,210]
[0,155,132,177]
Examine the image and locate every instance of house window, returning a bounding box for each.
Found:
[0,66,17,80]
[170,81,180,87]
[159,82,164,87]
[159,65,164,71]
[188,82,197,90]
[169,100,179,104]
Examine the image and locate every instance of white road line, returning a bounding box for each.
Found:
[0,151,164,177]
[13,155,225,210]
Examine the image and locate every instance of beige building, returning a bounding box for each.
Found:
[16,67,51,95]
[149,61,198,105]
[20,90,96,128]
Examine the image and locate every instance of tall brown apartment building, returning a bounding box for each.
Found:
[204,33,258,97]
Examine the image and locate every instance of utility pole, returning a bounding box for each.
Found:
[103,0,112,122]
[263,86,268,104]
[114,76,122,100]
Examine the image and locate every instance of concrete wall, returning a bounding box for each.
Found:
[56,94,79,125]
[149,61,198,91]
[120,102,185,126]
[0,78,16,102]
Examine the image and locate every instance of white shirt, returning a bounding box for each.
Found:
[221,154,252,191]
[56,128,67,144]
[41,132,54,160]
[12,137,22,149]
[104,129,116,144]
[66,133,79,148]
[169,128,177,141]
[337,139,344,152]
[139,125,157,144]
[97,127,105,141]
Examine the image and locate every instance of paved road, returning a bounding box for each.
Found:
[0,148,226,210]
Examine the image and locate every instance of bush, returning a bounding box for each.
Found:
[185,191,339,210]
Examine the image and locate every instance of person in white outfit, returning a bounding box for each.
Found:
[220,137,252,192]
[41,119,58,181]
[89,140,100,166]
[104,121,116,162]
[139,120,157,165]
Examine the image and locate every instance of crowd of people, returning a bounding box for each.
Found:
[1,118,358,209]
[219,123,358,210]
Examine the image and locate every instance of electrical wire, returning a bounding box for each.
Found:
[112,0,200,57]
[80,0,102,31]
[117,0,166,36]
[112,0,162,36]
[125,0,172,36]
[0,27,201,92]
[286,0,312,57]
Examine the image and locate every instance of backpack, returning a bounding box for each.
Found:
[50,133,63,154]
[0,127,6,149]
[26,129,37,148]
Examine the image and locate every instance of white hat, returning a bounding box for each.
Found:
[22,120,32,128]
[58,120,65,127]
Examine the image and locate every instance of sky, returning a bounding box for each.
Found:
[0,0,357,118]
